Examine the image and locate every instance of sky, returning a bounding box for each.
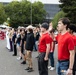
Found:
[0,0,60,4]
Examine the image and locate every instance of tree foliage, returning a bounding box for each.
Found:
[4,0,46,27]
[0,3,6,24]
[52,11,65,29]
[59,0,76,24]
[32,1,46,24]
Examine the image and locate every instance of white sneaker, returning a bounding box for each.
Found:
[50,67,55,71]
[48,66,51,69]
[17,57,22,60]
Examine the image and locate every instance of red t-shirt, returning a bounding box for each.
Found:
[57,32,74,60]
[0,31,5,40]
[72,35,76,46]
[39,33,53,53]
[55,33,60,42]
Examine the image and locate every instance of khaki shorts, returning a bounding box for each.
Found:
[26,50,32,59]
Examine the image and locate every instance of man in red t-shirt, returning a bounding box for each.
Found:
[56,18,75,75]
[38,23,53,75]
[68,24,76,75]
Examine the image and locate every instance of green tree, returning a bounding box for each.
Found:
[32,1,46,24]
[0,3,6,24]
[4,0,46,28]
[59,0,76,24]
[52,11,65,29]
[20,0,32,24]
[5,1,25,27]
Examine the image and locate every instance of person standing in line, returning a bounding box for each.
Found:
[56,18,75,75]
[9,28,13,52]
[33,27,37,51]
[25,26,35,72]
[35,26,40,58]
[68,24,76,75]
[12,28,17,56]
[6,28,10,50]
[73,35,76,75]
[16,29,22,60]
[35,26,40,50]
[38,23,53,75]
[48,28,55,71]
[20,29,27,64]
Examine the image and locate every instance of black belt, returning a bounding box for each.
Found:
[39,52,46,54]
[58,59,69,62]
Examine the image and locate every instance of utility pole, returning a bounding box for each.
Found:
[31,0,32,25]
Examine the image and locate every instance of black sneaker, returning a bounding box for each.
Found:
[27,68,34,72]
[12,54,17,56]
[25,67,30,70]
[21,61,26,64]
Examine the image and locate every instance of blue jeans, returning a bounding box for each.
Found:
[56,61,69,75]
[33,43,37,51]
[49,52,54,67]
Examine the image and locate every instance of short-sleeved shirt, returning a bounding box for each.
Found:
[39,33,53,53]
[72,35,76,46]
[35,32,40,41]
[25,33,35,51]
[16,34,21,44]
[57,32,74,60]
[72,35,76,70]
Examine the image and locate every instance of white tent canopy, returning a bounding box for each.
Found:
[0,24,10,28]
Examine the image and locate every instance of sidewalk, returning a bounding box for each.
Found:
[0,40,57,75]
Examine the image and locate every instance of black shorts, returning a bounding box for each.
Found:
[26,46,33,51]
[26,49,33,51]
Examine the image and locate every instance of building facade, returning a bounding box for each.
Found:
[44,4,60,23]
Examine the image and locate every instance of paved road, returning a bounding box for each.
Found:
[0,39,58,75]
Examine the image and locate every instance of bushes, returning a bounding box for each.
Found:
[52,11,65,29]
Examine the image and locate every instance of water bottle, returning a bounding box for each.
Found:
[61,70,67,75]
